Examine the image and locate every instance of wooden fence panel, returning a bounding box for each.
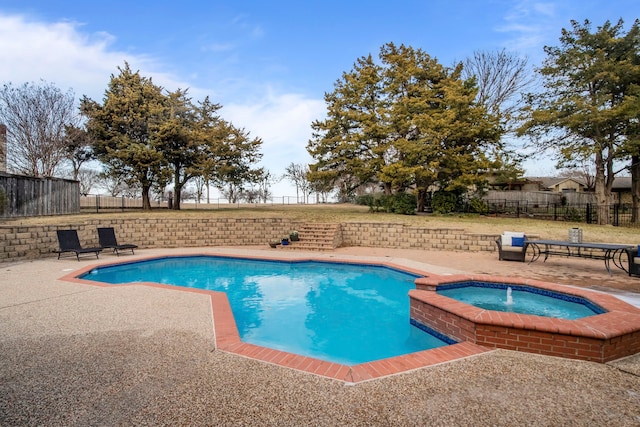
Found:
[483,190,599,205]
[0,172,79,218]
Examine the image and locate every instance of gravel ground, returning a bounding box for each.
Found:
[1,247,640,426]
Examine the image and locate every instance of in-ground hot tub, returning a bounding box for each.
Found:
[410,274,640,363]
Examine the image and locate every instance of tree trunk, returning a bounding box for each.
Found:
[173,185,182,210]
[383,182,392,196]
[632,155,640,224]
[416,188,426,213]
[593,152,609,225]
[142,185,152,210]
[173,171,182,210]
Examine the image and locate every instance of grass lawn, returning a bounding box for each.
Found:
[4,203,638,245]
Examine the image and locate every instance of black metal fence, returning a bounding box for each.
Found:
[80,195,168,212]
[479,199,638,227]
[79,194,318,212]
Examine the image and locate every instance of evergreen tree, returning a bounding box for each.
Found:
[81,63,167,210]
[519,19,640,224]
[307,54,389,200]
[308,43,502,211]
[195,99,263,201]
[155,89,202,210]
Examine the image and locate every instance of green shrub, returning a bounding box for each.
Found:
[563,207,583,222]
[387,192,416,215]
[467,197,488,214]
[431,191,459,214]
[355,192,415,214]
[355,194,374,207]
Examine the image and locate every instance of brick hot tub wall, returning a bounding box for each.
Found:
[410,275,640,363]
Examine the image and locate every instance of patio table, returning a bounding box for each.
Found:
[526,239,634,275]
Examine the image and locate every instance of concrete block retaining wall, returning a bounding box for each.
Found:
[0,218,499,264]
[340,222,497,252]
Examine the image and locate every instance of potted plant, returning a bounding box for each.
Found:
[281,235,289,245]
[268,238,281,248]
[289,231,299,241]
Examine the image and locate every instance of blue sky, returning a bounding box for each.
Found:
[1,1,638,197]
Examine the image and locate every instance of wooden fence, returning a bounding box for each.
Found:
[0,172,80,218]
[483,190,599,205]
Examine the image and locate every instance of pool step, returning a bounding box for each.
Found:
[283,223,342,251]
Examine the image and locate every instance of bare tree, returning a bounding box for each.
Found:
[220,182,243,203]
[257,170,280,203]
[191,176,207,203]
[284,162,311,203]
[63,124,94,180]
[0,81,78,177]
[96,172,140,197]
[558,158,597,191]
[463,49,531,127]
[241,188,261,203]
[73,168,100,195]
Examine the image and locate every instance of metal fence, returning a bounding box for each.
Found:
[479,199,638,227]
[79,194,319,212]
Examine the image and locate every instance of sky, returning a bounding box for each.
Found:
[1,0,638,198]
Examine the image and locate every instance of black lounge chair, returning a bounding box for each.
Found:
[56,229,102,261]
[98,227,138,255]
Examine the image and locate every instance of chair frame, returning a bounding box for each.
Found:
[626,248,640,277]
[55,230,102,261]
[495,235,528,262]
[97,227,138,256]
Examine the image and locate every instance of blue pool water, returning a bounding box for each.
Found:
[81,256,452,365]
[437,282,605,320]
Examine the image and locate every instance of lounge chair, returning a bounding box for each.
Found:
[495,231,528,262]
[97,227,138,256]
[56,229,103,261]
[626,247,640,277]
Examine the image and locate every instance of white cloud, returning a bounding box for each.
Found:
[0,11,323,197]
[495,1,560,55]
[0,12,194,100]
[224,89,326,195]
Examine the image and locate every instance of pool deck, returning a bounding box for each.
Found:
[2,246,640,425]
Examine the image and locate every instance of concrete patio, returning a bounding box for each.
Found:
[1,246,639,426]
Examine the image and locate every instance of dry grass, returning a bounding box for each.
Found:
[2,203,637,244]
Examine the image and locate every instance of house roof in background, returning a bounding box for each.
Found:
[524,176,632,190]
[525,177,587,189]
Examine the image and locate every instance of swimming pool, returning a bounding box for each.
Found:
[81,255,452,365]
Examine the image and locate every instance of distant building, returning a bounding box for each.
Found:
[491,175,632,204]
[527,177,589,193]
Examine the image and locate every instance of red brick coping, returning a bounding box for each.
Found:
[411,274,640,363]
[60,253,492,383]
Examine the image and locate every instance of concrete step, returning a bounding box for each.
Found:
[279,223,342,251]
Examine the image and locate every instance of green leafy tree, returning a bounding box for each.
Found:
[380,44,501,211]
[307,54,390,199]
[309,43,502,212]
[519,19,640,224]
[155,89,203,210]
[198,111,263,201]
[81,63,167,210]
